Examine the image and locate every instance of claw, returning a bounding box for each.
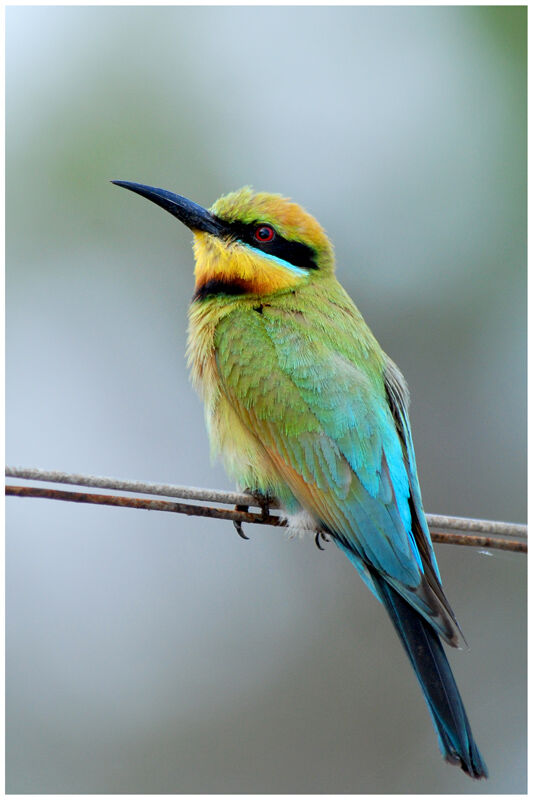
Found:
[233,491,277,540]
[234,504,250,540]
[314,531,330,551]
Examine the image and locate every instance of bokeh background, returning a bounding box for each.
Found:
[6,6,526,794]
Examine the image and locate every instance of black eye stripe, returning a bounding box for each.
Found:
[252,233,318,271]
[214,218,318,271]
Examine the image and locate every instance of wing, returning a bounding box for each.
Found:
[383,356,464,644]
[215,304,462,645]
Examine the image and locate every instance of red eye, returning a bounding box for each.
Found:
[254,225,275,243]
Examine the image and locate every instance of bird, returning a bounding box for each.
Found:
[112,180,488,780]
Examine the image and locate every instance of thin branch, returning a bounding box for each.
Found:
[5,485,283,526]
[5,465,270,507]
[425,513,526,539]
[5,466,527,554]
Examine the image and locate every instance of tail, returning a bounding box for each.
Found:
[373,574,488,779]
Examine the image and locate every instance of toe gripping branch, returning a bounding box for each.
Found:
[233,490,330,552]
[233,491,274,540]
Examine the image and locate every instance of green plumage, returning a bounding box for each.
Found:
[204,279,457,639]
[114,180,488,779]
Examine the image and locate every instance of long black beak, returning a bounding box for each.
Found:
[112,181,226,236]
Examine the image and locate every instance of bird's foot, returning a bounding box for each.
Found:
[233,489,276,540]
[314,531,330,551]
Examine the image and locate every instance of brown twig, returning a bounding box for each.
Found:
[5,485,526,553]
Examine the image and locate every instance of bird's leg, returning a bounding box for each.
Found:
[253,489,275,520]
[233,489,276,540]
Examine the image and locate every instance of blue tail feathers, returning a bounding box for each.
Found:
[373,574,488,779]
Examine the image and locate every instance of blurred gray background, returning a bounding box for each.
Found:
[6,6,526,794]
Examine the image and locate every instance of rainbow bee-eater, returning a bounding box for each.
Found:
[113,181,488,779]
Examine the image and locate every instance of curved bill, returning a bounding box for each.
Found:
[112,181,226,236]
